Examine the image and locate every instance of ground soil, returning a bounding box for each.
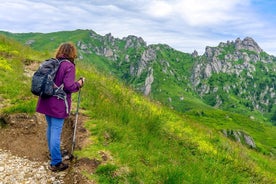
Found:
[0,112,99,183]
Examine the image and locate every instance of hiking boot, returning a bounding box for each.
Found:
[48,162,68,172]
[48,150,70,160]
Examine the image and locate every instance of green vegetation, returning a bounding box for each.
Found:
[0,35,44,113]
[0,32,275,183]
[74,62,275,183]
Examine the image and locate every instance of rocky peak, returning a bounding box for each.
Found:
[123,35,146,49]
[216,37,263,54]
[104,33,115,42]
[202,37,264,66]
[192,50,198,57]
[190,37,275,112]
[235,37,263,53]
[204,46,220,59]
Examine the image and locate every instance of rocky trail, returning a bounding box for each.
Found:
[0,149,66,183]
[0,113,97,184]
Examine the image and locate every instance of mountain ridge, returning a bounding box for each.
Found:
[1,29,276,124]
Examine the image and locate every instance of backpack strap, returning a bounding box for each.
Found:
[54,58,70,114]
[54,87,69,114]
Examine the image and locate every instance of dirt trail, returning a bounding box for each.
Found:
[0,112,97,183]
[0,60,100,183]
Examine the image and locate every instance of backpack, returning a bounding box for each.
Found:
[31,58,69,113]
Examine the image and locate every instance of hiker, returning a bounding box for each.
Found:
[36,42,84,172]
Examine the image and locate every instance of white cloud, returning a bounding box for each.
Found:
[178,0,246,23]
[139,0,251,26]
[0,0,276,55]
[146,1,173,18]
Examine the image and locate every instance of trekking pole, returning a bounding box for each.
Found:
[71,89,81,157]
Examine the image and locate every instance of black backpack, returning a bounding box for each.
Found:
[31,58,69,113]
[31,58,65,97]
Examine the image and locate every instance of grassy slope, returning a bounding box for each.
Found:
[76,63,276,183]
[0,35,275,183]
[0,35,45,113]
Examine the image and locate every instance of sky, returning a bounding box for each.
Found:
[1,0,276,55]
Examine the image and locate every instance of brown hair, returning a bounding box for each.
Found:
[55,42,77,63]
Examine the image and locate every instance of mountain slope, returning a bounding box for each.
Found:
[2,30,276,125]
[0,30,200,113]
[0,33,276,183]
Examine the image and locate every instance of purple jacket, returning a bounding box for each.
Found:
[36,60,81,118]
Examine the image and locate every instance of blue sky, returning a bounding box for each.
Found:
[1,0,276,55]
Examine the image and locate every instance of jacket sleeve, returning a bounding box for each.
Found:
[63,64,81,93]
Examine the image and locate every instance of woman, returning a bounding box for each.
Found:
[36,42,84,172]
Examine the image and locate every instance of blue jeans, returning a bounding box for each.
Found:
[45,115,64,166]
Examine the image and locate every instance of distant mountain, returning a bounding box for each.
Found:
[1,30,276,124]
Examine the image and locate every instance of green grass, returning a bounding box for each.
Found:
[0,35,42,114]
[74,62,276,183]
[186,108,276,155]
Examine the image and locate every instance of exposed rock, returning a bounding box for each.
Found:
[214,95,222,107]
[129,64,135,76]
[105,33,115,42]
[77,41,92,54]
[104,48,114,57]
[25,39,35,45]
[137,47,156,77]
[194,37,264,83]
[222,129,256,149]
[144,68,154,96]
[125,55,130,62]
[192,50,198,57]
[235,37,263,54]
[123,35,146,49]
[243,134,256,148]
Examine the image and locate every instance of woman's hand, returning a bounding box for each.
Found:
[78,77,85,87]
